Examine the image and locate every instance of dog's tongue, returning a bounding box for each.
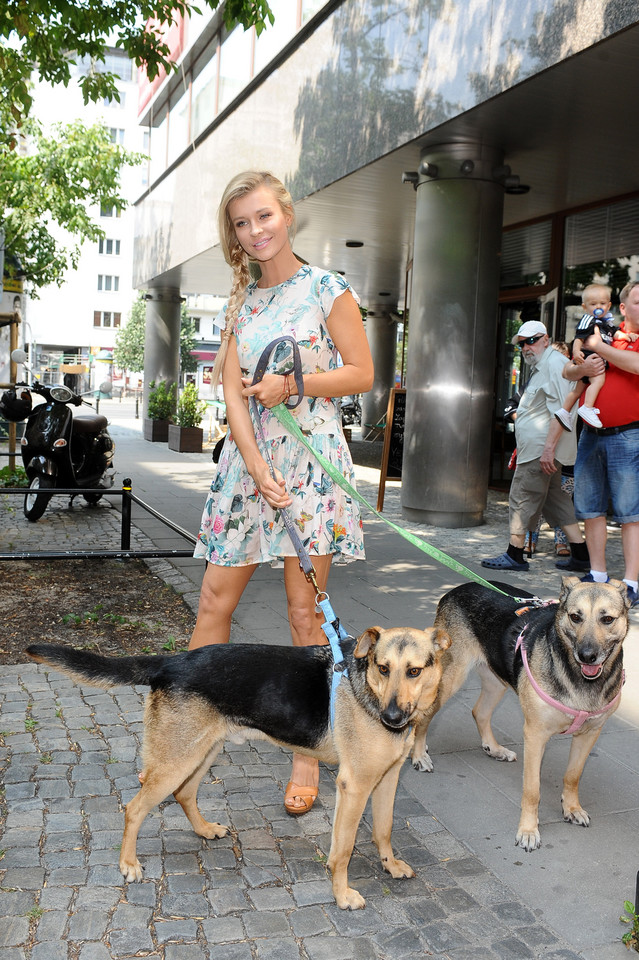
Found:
[581,663,602,679]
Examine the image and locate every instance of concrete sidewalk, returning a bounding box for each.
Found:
[1,398,637,960]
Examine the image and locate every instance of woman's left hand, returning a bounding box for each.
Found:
[241,374,288,408]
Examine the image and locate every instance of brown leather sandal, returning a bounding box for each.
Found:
[284,781,318,816]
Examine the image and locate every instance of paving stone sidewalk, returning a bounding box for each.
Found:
[0,421,633,960]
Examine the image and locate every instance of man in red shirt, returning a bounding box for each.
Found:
[563,280,639,606]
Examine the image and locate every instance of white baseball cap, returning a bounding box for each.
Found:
[511,321,547,345]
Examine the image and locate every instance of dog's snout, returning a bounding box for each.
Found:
[577,643,599,664]
[381,697,410,729]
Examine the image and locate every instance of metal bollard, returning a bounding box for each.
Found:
[121,478,132,550]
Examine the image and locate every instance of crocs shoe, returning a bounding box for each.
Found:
[481,552,529,571]
[580,573,609,583]
[626,585,638,608]
[578,406,603,428]
[554,408,575,431]
[555,557,591,572]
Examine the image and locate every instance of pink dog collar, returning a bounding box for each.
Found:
[515,626,624,734]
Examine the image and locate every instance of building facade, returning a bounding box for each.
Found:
[133,0,639,526]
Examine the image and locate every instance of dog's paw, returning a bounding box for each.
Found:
[335,886,366,910]
[562,801,590,828]
[412,751,434,773]
[482,743,517,763]
[515,828,541,852]
[199,821,230,840]
[120,858,144,882]
[382,857,415,880]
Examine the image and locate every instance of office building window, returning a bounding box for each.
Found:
[109,128,125,145]
[98,238,121,255]
[218,26,253,112]
[97,275,120,292]
[500,221,552,289]
[94,311,122,327]
[191,46,219,139]
[100,204,121,218]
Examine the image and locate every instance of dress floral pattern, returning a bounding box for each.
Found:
[194,265,365,567]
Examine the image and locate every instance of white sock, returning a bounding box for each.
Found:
[623,579,638,592]
[590,570,609,582]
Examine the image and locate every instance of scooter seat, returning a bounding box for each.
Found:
[72,414,108,434]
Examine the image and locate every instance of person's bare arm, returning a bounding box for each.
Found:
[583,325,639,374]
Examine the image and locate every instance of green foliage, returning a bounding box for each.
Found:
[147,380,177,420]
[1,1,273,134]
[114,295,146,373]
[174,382,207,428]
[0,465,28,488]
[114,294,199,374]
[1,118,144,290]
[621,900,639,952]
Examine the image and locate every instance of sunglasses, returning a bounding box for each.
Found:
[518,334,544,346]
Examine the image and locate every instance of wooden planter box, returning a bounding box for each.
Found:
[168,424,203,453]
[143,418,170,442]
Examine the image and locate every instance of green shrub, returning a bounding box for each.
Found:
[147,380,176,420]
[0,464,28,487]
[174,383,207,428]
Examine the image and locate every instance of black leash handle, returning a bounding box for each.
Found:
[251,335,304,408]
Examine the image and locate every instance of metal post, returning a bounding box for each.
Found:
[121,477,132,550]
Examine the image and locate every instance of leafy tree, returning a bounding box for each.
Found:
[114,295,146,373]
[114,294,200,375]
[2,1,274,132]
[2,118,144,289]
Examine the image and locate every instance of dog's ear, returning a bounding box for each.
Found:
[559,575,580,601]
[430,628,452,652]
[354,627,381,659]
[610,577,632,609]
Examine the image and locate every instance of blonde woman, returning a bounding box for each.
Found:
[189,171,374,815]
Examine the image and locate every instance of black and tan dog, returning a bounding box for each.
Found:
[27,625,450,910]
[410,577,629,851]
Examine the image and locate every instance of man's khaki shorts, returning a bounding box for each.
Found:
[509,458,577,537]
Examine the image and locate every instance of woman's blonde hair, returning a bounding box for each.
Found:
[211,171,296,387]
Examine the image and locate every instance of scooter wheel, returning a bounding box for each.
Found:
[83,493,103,505]
[24,475,55,522]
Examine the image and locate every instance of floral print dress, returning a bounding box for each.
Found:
[194,265,365,567]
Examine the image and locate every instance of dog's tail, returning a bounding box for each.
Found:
[26,643,165,690]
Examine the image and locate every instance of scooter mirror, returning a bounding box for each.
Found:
[99,379,113,396]
[11,349,28,364]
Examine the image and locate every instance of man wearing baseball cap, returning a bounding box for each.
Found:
[482,320,595,572]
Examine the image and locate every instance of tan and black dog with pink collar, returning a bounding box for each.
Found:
[410,577,629,851]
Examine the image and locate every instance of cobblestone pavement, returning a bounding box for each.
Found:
[0,411,635,960]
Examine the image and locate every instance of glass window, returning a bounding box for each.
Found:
[254,0,295,74]
[500,221,552,289]
[562,197,639,339]
[105,276,112,291]
[103,312,112,327]
[167,86,190,166]
[218,26,253,113]
[93,311,101,327]
[148,113,168,185]
[97,275,103,291]
[191,45,219,139]
[114,313,121,328]
[302,0,327,22]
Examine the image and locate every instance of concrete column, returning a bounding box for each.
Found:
[143,286,182,416]
[361,311,397,439]
[402,142,505,527]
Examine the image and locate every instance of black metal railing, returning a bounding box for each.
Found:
[0,478,197,561]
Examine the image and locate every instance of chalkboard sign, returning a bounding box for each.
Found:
[376,388,405,511]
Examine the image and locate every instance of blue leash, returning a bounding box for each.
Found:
[249,337,350,728]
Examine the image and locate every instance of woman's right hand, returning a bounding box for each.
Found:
[251,461,292,510]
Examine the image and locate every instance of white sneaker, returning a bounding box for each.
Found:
[554,408,575,431]
[578,406,603,428]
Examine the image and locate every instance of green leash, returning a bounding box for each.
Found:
[271,403,510,597]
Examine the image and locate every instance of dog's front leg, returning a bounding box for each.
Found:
[561,724,604,827]
[372,759,415,881]
[516,722,552,851]
[328,767,372,910]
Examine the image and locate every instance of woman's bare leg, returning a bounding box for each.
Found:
[283,554,333,810]
[189,562,258,649]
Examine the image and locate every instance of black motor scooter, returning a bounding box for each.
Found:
[0,354,115,522]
